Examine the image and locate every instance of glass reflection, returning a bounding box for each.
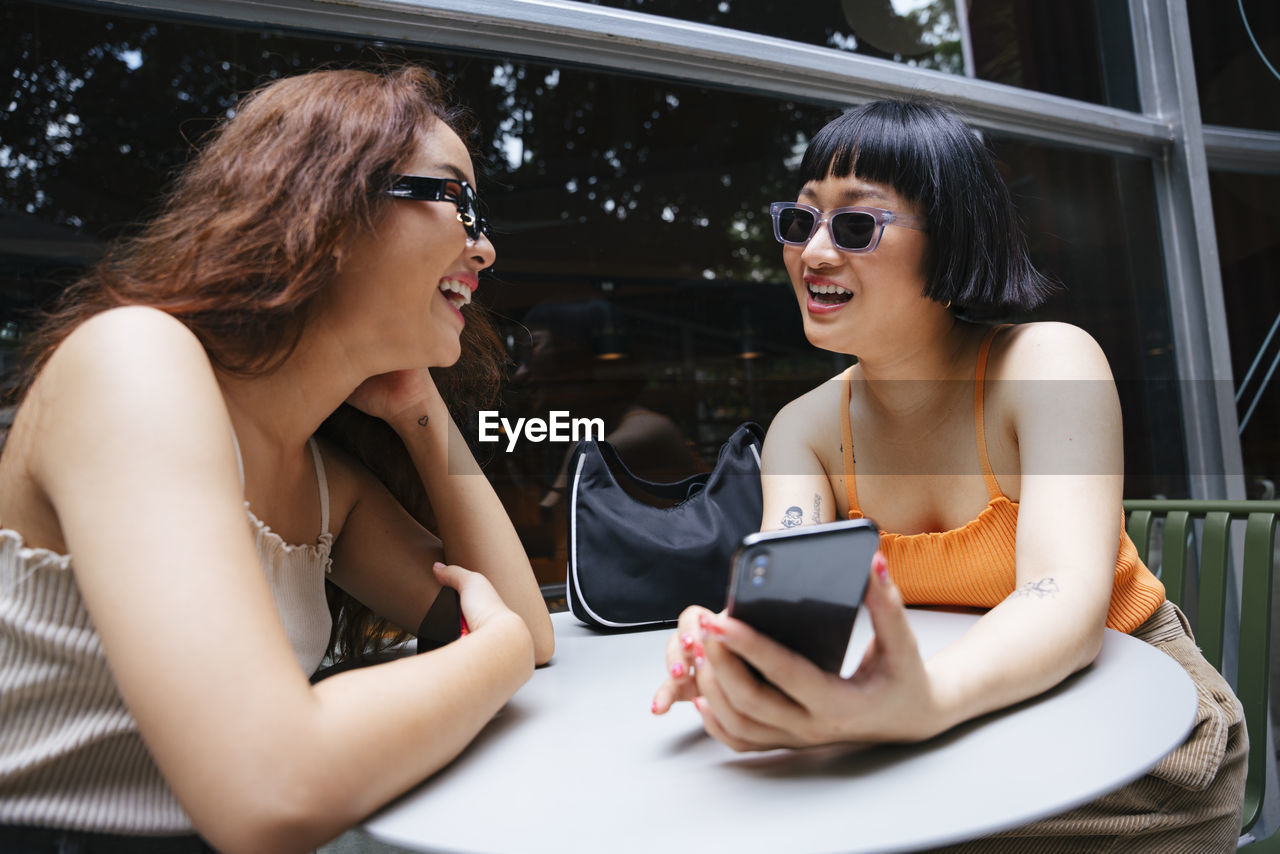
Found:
[573,0,965,73]
[2,1,1184,571]
[1188,0,1280,132]
[1210,170,1280,497]
[572,0,1139,108]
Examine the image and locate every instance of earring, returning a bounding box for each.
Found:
[943,300,952,309]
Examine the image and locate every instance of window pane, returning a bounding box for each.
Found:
[571,0,1139,108]
[968,0,1138,109]
[1,2,1183,590]
[574,0,966,74]
[984,136,1185,497]
[1188,0,1280,132]
[1210,170,1280,497]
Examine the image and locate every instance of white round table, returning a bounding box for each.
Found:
[364,609,1197,853]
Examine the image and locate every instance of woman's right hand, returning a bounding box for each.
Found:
[345,367,445,430]
[650,604,715,714]
[431,560,527,639]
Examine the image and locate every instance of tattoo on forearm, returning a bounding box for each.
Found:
[417,415,430,427]
[1011,578,1060,599]
[781,505,803,528]
[812,494,821,523]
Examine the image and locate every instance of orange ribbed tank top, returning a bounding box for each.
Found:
[841,326,1165,634]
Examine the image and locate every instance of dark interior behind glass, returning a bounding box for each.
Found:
[572,0,1140,109]
[1188,0,1280,132]
[2,1,1185,586]
[1210,170,1280,498]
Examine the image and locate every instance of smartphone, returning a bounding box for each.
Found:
[725,518,879,678]
[416,587,468,654]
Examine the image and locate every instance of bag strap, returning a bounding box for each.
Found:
[591,440,709,500]
[704,422,764,488]
[570,420,764,504]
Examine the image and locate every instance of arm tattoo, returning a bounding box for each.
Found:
[780,505,804,528]
[417,415,430,427]
[811,494,822,524]
[1011,578,1060,599]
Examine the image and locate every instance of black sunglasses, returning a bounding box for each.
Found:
[769,202,926,253]
[385,175,488,241]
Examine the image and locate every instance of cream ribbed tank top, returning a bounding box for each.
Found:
[0,437,334,833]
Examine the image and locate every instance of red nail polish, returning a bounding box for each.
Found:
[651,700,659,714]
[873,552,889,582]
[699,614,725,635]
[670,661,685,679]
[681,633,695,650]
[694,642,706,666]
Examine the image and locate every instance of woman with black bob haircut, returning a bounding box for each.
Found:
[796,99,1055,316]
[654,99,1246,850]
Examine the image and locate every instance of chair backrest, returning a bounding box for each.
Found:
[1124,499,1280,836]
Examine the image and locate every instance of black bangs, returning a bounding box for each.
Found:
[796,100,1056,316]
[798,101,941,211]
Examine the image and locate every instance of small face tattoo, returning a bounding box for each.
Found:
[417,415,430,427]
[781,506,804,528]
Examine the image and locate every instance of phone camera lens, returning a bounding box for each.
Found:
[750,552,768,586]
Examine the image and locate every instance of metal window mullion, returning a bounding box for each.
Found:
[1129,0,1273,836]
[1129,0,1245,502]
[99,0,1173,156]
[1203,125,1280,175]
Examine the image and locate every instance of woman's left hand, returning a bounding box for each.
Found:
[688,554,949,751]
[346,368,443,426]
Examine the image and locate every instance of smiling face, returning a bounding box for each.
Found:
[328,122,495,370]
[783,173,932,356]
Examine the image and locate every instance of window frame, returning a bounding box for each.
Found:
[87,0,1280,500]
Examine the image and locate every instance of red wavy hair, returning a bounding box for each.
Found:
[15,64,502,403]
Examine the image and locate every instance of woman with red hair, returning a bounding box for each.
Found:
[0,65,552,853]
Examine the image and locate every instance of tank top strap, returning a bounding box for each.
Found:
[974,324,1011,500]
[839,366,862,518]
[306,438,331,537]
[229,425,246,492]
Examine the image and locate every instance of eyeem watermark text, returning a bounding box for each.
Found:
[477,410,604,451]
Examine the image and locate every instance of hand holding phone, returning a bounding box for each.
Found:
[725,519,879,678]
[415,586,469,654]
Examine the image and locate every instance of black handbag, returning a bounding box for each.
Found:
[566,422,765,630]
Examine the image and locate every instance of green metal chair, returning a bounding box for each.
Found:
[1124,499,1280,846]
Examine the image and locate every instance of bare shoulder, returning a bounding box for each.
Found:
[9,307,242,552]
[27,307,220,427]
[769,371,845,439]
[763,370,846,468]
[45,306,212,389]
[990,322,1114,382]
[986,323,1122,458]
[29,307,229,476]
